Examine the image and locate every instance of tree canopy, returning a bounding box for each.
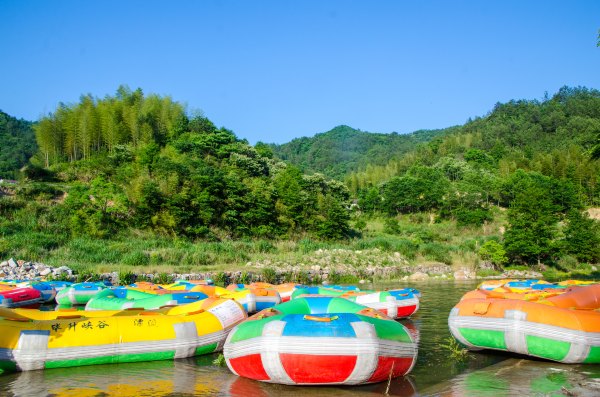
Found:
[0,110,37,179]
[27,86,352,240]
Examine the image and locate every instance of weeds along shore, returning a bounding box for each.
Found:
[2,218,596,284]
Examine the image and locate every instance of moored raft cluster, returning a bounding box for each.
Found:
[448,279,600,364]
[0,279,421,386]
[2,269,598,388]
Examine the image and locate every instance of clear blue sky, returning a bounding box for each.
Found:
[1,1,599,144]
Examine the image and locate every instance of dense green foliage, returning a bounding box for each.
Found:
[348,86,600,266]
[0,110,37,179]
[1,85,600,274]
[269,125,453,179]
[349,87,600,198]
[10,86,352,242]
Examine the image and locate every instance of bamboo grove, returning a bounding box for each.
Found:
[34,85,187,167]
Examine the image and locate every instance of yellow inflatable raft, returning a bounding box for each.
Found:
[0,297,246,372]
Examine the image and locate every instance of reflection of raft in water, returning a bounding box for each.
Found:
[3,357,222,397]
[449,284,600,363]
[224,296,418,385]
[0,297,246,372]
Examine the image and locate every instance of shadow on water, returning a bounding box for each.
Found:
[1,280,597,396]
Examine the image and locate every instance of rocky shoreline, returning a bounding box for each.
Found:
[1,253,544,285]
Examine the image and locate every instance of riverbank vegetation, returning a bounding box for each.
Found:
[1,85,600,280]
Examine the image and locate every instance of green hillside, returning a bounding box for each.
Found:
[269,124,454,179]
[1,85,599,277]
[0,110,37,179]
[349,86,600,197]
[2,86,351,246]
[348,86,600,267]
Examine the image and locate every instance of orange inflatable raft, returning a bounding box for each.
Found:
[448,284,600,363]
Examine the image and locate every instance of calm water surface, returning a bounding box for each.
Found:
[1,280,598,396]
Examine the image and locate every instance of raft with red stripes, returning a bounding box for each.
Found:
[224,296,418,385]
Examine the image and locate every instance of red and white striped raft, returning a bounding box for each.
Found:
[224,297,418,385]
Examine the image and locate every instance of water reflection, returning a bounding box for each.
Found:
[3,357,220,396]
[1,355,420,397]
[420,358,600,397]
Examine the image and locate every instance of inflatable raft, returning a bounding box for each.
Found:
[226,284,282,312]
[0,297,246,372]
[55,282,107,305]
[292,286,420,319]
[85,288,209,311]
[244,282,298,302]
[224,296,418,385]
[448,283,600,363]
[0,286,42,308]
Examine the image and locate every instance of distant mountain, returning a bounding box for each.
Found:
[347,86,600,197]
[269,125,454,179]
[0,110,36,179]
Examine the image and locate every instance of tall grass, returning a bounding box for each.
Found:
[0,207,559,277]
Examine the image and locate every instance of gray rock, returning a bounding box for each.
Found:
[454,268,475,280]
[408,271,429,281]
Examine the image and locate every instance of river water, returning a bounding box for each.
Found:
[0,280,598,396]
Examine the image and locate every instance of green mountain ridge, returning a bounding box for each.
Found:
[348,86,600,197]
[269,124,455,179]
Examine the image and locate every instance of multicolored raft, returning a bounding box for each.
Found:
[84,288,209,310]
[0,285,42,308]
[224,296,418,385]
[0,297,246,372]
[448,283,600,363]
[55,282,108,305]
[291,286,420,319]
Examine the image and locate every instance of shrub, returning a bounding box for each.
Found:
[391,238,419,259]
[256,240,276,253]
[154,272,174,285]
[556,255,579,271]
[76,269,101,282]
[353,218,367,231]
[262,267,278,283]
[122,251,150,266]
[421,242,452,264]
[212,272,228,286]
[383,218,401,234]
[478,240,507,268]
[15,183,63,200]
[454,208,492,226]
[327,271,359,284]
[238,272,250,284]
[118,270,137,286]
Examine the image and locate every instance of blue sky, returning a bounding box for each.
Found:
[1,1,599,144]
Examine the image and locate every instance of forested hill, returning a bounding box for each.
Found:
[345,86,600,266]
[0,110,37,179]
[269,125,455,179]
[348,86,600,196]
[22,86,352,240]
